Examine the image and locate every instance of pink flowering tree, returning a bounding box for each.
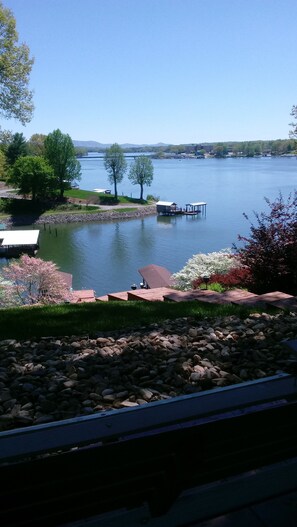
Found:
[0,255,71,306]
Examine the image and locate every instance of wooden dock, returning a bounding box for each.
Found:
[156,200,207,216]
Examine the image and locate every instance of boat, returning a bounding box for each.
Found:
[93,188,111,194]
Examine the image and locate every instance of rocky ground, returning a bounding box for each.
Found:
[1,311,297,432]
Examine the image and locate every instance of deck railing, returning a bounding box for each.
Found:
[1,373,297,526]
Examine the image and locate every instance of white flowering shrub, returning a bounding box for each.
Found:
[172,248,241,290]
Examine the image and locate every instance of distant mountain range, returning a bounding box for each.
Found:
[73,140,169,149]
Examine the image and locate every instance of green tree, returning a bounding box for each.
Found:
[104,143,127,200]
[0,129,13,152]
[44,129,81,198]
[213,144,228,158]
[9,155,55,201]
[5,132,28,166]
[128,155,154,200]
[289,105,297,140]
[74,146,88,157]
[0,148,7,178]
[27,133,47,156]
[0,1,34,124]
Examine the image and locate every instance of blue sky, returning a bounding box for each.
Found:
[2,0,297,144]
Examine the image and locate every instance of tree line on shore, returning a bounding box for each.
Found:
[76,137,296,159]
[0,132,154,203]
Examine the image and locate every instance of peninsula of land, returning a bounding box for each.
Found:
[0,182,156,227]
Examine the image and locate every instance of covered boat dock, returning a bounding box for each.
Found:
[184,201,207,215]
[0,230,40,257]
[156,201,183,215]
[156,201,207,216]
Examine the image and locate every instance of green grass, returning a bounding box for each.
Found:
[44,205,104,214]
[0,192,150,218]
[64,189,148,205]
[110,207,139,213]
[64,189,101,200]
[0,301,263,340]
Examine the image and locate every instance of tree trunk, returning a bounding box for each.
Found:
[114,178,118,200]
[140,183,143,200]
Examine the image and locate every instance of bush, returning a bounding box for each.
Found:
[236,192,297,294]
[192,267,252,290]
[98,194,119,205]
[147,194,160,202]
[173,248,241,290]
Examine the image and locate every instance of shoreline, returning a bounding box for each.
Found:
[0,205,157,227]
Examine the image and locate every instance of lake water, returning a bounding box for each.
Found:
[3,156,297,296]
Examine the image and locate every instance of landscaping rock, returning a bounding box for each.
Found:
[0,311,297,431]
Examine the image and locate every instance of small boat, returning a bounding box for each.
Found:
[93,188,111,194]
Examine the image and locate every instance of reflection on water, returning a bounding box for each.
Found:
[1,157,296,296]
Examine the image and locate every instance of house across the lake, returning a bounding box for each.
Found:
[0,230,40,257]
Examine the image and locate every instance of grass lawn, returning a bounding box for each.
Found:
[0,191,151,218]
[0,301,262,340]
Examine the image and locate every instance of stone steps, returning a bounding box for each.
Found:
[108,291,129,301]
[232,291,296,308]
[128,287,175,301]
[94,287,297,312]
[163,288,258,304]
[71,290,96,303]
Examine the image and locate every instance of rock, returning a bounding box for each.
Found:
[190,372,203,382]
[63,380,77,388]
[101,388,114,397]
[120,400,139,408]
[103,394,116,402]
[0,311,296,432]
[138,388,153,401]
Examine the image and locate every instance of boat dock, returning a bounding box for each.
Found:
[0,230,40,257]
[156,200,207,216]
[184,202,207,215]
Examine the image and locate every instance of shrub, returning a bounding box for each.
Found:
[98,194,119,205]
[192,267,252,290]
[147,194,160,202]
[235,192,297,294]
[173,248,241,290]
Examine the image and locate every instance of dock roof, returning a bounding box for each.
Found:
[0,230,39,246]
[156,201,177,206]
[185,202,207,206]
[138,264,173,288]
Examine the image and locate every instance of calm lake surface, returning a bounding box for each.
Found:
[5,156,297,296]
